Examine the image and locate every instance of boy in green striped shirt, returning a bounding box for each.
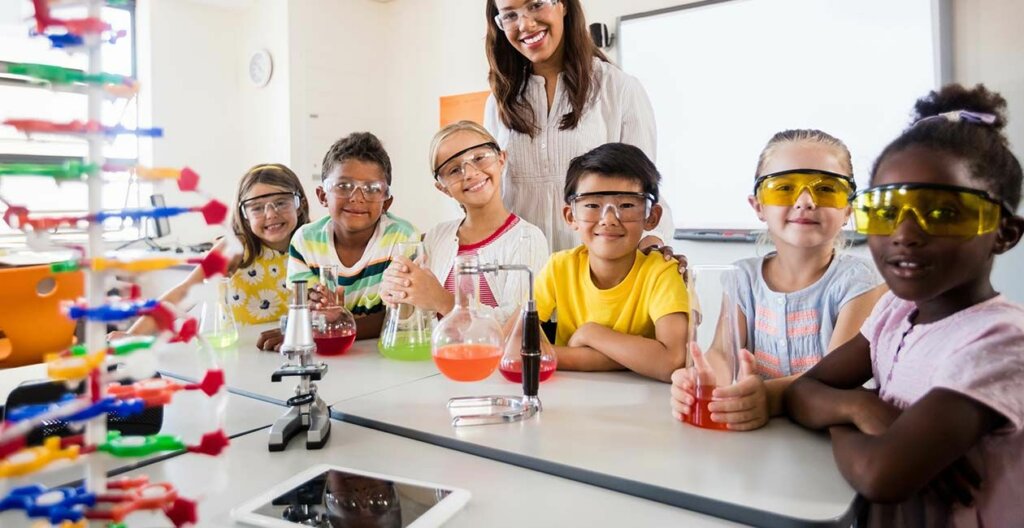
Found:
[288,132,419,339]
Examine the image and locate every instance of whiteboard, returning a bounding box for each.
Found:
[618,0,949,230]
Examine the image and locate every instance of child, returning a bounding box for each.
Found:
[670,130,885,430]
[533,142,688,382]
[379,121,549,325]
[288,132,419,340]
[785,84,1024,525]
[115,163,310,351]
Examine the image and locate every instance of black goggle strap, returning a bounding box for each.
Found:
[752,169,856,196]
[432,142,499,179]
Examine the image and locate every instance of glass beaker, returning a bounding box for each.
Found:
[312,265,357,356]
[378,241,435,361]
[498,230,556,382]
[684,265,742,430]
[199,277,239,348]
[432,254,503,381]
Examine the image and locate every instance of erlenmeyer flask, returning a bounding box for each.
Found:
[199,277,239,348]
[312,265,357,356]
[432,254,503,381]
[499,307,557,383]
[684,265,742,430]
[499,230,556,382]
[378,241,435,360]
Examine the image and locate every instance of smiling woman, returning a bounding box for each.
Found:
[483,0,674,253]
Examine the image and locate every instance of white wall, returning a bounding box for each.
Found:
[139,0,291,245]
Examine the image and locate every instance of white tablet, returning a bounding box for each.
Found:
[231,464,471,528]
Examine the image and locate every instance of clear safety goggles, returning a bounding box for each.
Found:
[569,191,655,223]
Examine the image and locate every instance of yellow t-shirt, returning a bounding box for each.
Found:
[228,248,289,325]
[535,246,689,346]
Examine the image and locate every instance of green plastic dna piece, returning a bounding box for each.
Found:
[0,160,96,181]
[98,431,186,458]
[5,62,131,87]
[50,260,82,273]
[109,336,157,356]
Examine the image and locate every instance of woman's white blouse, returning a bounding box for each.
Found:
[485,59,674,253]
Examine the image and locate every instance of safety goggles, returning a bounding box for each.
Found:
[433,142,500,185]
[852,183,1011,237]
[324,179,391,202]
[568,191,655,223]
[239,192,300,220]
[753,169,856,208]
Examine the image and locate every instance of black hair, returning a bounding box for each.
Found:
[871,83,1023,210]
[564,143,661,203]
[321,132,393,185]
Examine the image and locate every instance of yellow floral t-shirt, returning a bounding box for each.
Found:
[227,248,289,325]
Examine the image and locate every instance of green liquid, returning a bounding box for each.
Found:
[378,331,433,361]
[203,330,239,349]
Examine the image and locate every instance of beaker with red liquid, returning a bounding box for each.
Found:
[312,265,357,356]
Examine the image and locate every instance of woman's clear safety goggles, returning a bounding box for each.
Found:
[240,192,300,220]
[852,183,1010,237]
[568,191,655,223]
[753,169,856,209]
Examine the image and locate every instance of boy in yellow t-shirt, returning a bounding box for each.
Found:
[535,143,689,382]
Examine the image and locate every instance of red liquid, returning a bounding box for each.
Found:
[684,385,730,431]
[433,344,502,382]
[499,357,557,383]
[314,331,356,356]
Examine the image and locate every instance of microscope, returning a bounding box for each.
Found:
[268,280,331,451]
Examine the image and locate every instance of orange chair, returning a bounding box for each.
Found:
[0,265,84,368]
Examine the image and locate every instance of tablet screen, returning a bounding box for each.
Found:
[251,469,453,527]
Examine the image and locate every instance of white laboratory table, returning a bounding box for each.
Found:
[156,326,441,407]
[331,370,861,527]
[40,419,744,528]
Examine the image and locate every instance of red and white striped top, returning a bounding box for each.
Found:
[442,214,520,308]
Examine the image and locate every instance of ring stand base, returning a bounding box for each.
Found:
[446,395,542,427]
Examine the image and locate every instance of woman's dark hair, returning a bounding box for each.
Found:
[564,143,661,202]
[233,163,310,269]
[321,132,393,185]
[871,83,1022,210]
[485,0,608,137]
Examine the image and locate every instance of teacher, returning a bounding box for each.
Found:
[484,0,674,253]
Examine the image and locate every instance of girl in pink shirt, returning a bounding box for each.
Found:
[785,84,1024,526]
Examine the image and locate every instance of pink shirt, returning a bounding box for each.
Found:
[862,292,1024,527]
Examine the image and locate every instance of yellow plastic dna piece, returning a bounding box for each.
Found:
[0,437,80,478]
[131,166,182,180]
[90,256,183,273]
[45,348,107,381]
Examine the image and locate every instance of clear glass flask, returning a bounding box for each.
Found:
[378,241,435,360]
[312,265,357,356]
[199,277,239,348]
[431,254,503,382]
[684,265,742,430]
[498,230,556,382]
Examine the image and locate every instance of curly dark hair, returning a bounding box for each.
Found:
[871,83,1023,210]
[320,132,392,185]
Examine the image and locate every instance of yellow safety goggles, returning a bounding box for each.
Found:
[852,183,1010,237]
[753,169,856,208]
